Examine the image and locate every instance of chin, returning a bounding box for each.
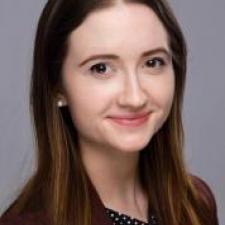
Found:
[112,136,152,153]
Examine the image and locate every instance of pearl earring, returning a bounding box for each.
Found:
[57,100,64,107]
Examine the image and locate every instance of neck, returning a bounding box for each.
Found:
[80,140,148,222]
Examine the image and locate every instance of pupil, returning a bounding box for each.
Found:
[147,60,156,67]
[96,64,106,73]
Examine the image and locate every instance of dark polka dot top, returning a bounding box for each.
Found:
[105,208,158,225]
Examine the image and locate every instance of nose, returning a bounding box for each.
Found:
[117,72,148,109]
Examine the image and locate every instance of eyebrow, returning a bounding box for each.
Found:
[78,47,172,67]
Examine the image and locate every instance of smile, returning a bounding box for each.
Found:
[108,113,150,127]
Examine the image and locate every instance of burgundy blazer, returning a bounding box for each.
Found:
[0,176,219,225]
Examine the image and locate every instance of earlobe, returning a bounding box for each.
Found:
[56,93,68,107]
[57,100,67,107]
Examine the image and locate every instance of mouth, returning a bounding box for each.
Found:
[107,113,150,127]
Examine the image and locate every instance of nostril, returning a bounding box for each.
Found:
[117,88,148,109]
[117,75,148,108]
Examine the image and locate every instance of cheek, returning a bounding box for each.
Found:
[65,91,98,135]
[147,73,175,128]
[151,75,175,133]
[63,80,117,128]
[160,80,175,111]
[149,73,175,109]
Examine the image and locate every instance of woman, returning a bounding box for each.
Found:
[0,0,219,225]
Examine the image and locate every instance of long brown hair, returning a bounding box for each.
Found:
[4,0,211,225]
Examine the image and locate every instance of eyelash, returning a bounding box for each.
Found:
[145,57,166,68]
[89,57,167,77]
[89,62,113,77]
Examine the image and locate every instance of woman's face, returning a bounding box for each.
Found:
[61,3,174,154]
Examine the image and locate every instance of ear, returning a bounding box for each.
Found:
[56,93,68,107]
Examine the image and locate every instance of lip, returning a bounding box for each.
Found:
[107,112,150,127]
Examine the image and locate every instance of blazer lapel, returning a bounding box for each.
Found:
[87,178,113,225]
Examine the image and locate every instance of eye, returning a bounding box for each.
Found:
[89,63,111,76]
[145,57,166,68]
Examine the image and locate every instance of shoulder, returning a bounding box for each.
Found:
[0,210,48,225]
[190,175,217,207]
[189,174,219,224]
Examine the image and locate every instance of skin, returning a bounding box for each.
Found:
[61,2,175,222]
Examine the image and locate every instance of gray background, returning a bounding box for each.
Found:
[0,0,224,223]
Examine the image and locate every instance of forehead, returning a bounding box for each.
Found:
[67,3,169,60]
